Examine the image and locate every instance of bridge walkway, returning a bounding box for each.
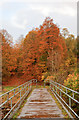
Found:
[18,88,64,119]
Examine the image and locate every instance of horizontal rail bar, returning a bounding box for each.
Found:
[51,89,74,119]
[3,89,31,120]
[51,88,79,118]
[51,82,79,104]
[48,80,79,118]
[1,79,37,120]
[50,80,79,94]
[0,81,30,97]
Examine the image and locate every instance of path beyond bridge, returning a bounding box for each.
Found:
[18,88,64,119]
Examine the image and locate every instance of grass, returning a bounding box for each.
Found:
[0,86,17,95]
[2,83,44,94]
[2,86,17,93]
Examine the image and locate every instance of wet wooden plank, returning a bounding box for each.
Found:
[18,88,64,118]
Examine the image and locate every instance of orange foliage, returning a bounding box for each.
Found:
[2,17,67,84]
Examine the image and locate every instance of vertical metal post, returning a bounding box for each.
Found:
[73,92,74,98]
[20,90,21,102]
[44,82,45,88]
[36,79,37,88]
[14,89,15,97]
[26,84,27,93]
[29,82,30,90]
[52,83,53,91]
[11,98,12,109]
[29,81,31,90]
[69,97,71,107]
[66,88,67,94]
[30,81,31,89]
[32,80,33,86]
[55,86,56,92]
[29,83,30,91]
[24,84,26,93]
[30,81,32,90]
[19,86,20,92]
[50,82,51,90]
[29,82,30,89]
[60,91,62,97]
[22,85,23,91]
[28,83,29,91]
[56,87,57,94]
[53,84,54,91]
[7,93,9,101]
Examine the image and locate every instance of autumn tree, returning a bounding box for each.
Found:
[55,28,77,83]
[1,18,68,84]
[36,17,67,74]
[1,30,17,82]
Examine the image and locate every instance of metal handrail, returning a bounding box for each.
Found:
[49,80,79,118]
[52,81,79,94]
[0,79,37,120]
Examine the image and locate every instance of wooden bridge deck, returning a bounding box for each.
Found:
[18,88,64,119]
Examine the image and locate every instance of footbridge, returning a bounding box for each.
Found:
[0,79,79,119]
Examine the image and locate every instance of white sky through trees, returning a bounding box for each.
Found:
[0,0,78,43]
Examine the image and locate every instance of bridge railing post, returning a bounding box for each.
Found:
[7,93,9,101]
[73,92,74,99]
[60,91,62,97]
[69,97,71,107]
[66,88,67,94]
[20,89,21,104]
[0,79,38,119]
[14,89,15,97]
[44,82,45,88]
[50,82,51,90]
[48,79,79,118]
[11,98,12,109]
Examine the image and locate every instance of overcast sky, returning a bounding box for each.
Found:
[0,0,78,43]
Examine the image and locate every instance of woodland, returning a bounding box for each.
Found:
[0,17,78,92]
